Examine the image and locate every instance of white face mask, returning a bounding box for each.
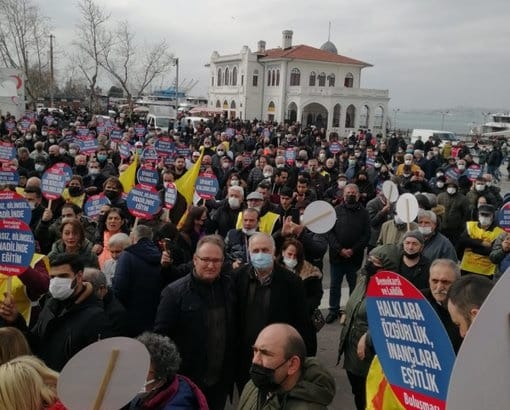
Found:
[338,180,346,188]
[283,257,298,269]
[263,172,272,178]
[394,215,404,225]
[418,226,433,236]
[446,187,456,195]
[49,277,74,300]
[217,150,224,156]
[139,379,157,394]
[475,184,485,192]
[479,216,492,227]
[436,181,445,188]
[228,197,241,209]
[457,164,465,171]
[242,227,257,236]
[230,179,239,186]
[404,160,412,165]
[374,162,382,169]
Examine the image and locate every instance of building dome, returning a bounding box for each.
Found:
[320,40,338,54]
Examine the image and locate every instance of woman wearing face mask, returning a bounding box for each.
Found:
[93,207,130,270]
[277,239,323,319]
[61,175,87,209]
[338,250,399,410]
[126,332,208,410]
[354,171,375,206]
[48,220,99,268]
[178,206,209,257]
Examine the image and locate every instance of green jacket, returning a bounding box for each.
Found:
[238,358,335,410]
[337,273,374,377]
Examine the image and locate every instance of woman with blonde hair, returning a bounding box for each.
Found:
[0,327,31,365]
[1,355,66,410]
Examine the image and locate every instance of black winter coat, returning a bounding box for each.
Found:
[18,290,113,371]
[113,238,163,337]
[154,272,237,392]
[328,202,370,267]
[233,263,316,387]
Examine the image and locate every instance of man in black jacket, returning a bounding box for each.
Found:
[326,184,370,323]
[154,235,237,410]
[84,267,128,337]
[0,253,113,371]
[113,224,163,337]
[233,232,315,390]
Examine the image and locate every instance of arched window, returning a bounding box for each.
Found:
[271,69,276,86]
[328,73,335,87]
[290,68,300,86]
[318,72,326,87]
[217,68,222,86]
[216,100,221,108]
[333,104,341,127]
[344,73,354,88]
[309,71,316,86]
[232,67,238,86]
[253,69,259,87]
[224,67,229,86]
[267,70,272,86]
[223,100,229,109]
[276,69,280,86]
[231,100,236,109]
[345,104,356,128]
[268,101,276,112]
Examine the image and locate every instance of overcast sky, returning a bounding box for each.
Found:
[46,0,510,110]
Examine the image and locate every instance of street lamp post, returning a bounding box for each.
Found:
[440,110,450,130]
[174,58,179,111]
[392,108,400,132]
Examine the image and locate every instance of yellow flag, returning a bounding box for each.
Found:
[119,153,139,193]
[175,149,204,206]
[366,356,405,410]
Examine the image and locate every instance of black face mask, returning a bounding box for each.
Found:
[345,195,357,205]
[365,261,379,277]
[68,186,83,197]
[104,190,119,200]
[249,359,289,392]
[403,251,420,260]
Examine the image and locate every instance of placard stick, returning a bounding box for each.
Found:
[47,199,52,210]
[6,276,12,294]
[92,349,120,410]
[133,217,139,229]
[406,199,411,232]
[303,210,334,227]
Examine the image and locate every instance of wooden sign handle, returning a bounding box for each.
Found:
[92,349,120,410]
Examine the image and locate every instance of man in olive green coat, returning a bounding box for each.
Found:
[238,323,335,409]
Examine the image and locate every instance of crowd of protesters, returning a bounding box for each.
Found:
[0,105,507,409]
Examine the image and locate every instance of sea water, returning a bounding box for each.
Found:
[393,108,498,136]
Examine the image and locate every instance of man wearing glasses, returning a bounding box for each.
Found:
[154,234,237,410]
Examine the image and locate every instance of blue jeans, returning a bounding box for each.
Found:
[329,262,358,313]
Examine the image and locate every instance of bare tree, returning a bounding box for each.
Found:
[0,0,51,103]
[73,0,111,113]
[100,20,174,107]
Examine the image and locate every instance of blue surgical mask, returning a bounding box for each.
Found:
[250,252,273,270]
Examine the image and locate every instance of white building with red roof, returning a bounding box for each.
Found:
[207,30,389,136]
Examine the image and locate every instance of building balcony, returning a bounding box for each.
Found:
[286,86,389,99]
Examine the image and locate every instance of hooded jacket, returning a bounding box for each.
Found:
[238,358,336,410]
[113,238,163,336]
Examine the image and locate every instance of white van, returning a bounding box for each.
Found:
[146,114,173,131]
[411,129,458,146]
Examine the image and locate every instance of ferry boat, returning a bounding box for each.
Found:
[482,112,510,137]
